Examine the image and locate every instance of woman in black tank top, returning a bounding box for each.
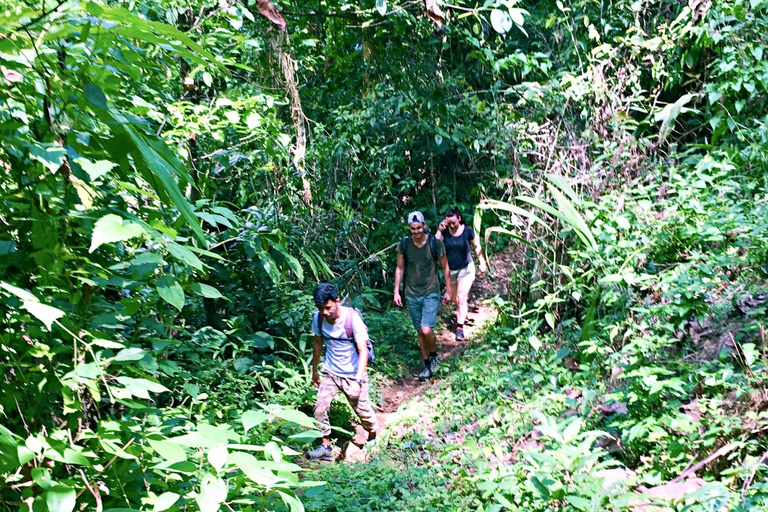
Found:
[435,207,488,340]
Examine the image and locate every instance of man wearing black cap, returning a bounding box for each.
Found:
[393,211,452,381]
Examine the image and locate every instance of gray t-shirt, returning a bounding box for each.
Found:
[311,306,369,378]
[398,236,446,297]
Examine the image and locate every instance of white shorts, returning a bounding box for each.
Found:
[449,260,475,285]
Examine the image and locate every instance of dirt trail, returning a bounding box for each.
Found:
[346,298,497,453]
[373,246,517,423]
[376,301,497,416]
[346,249,519,459]
[350,251,515,447]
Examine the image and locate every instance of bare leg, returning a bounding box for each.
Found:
[456,275,474,325]
[417,329,429,359]
[419,326,437,357]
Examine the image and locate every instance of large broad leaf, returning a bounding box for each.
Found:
[191,283,224,299]
[26,142,67,173]
[229,452,286,490]
[244,332,274,350]
[45,484,76,512]
[153,492,180,512]
[257,249,281,285]
[208,446,228,473]
[196,474,227,511]
[272,408,317,429]
[277,491,305,512]
[490,9,513,34]
[22,301,65,331]
[148,439,187,462]
[0,282,65,330]
[273,244,304,282]
[90,214,147,253]
[156,275,185,311]
[655,93,697,142]
[115,377,169,399]
[288,430,323,443]
[172,424,239,449]
[83,85,207,246]
[167,242,204,271]
[242,411,270,434]
[0,425,34,473]
[113,347,147,362]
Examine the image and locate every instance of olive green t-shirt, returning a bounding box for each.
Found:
[398,236,446,297]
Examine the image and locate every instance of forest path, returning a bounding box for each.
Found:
[375,300,496,417]
[347,299,497,456]
[346,249,517,452]
[371,246,517,427]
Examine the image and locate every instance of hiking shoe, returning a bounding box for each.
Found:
[418,365,432,382]
[455,326,465,341]
[429,355,439,375]
[307,443,333,461]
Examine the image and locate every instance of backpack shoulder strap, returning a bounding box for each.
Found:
[344,307,356,341]
[400,236,409,263]
[429,234,438,261]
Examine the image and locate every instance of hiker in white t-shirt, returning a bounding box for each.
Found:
[307,283,378,461]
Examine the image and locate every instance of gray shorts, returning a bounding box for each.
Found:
[449,260,476,285]
[405,293,440,331]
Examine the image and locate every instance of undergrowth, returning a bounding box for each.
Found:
[300,162,768,511]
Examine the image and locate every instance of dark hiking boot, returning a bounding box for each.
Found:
[429,355,439,375]
[418,365,432,382]
[307,443,333,461]
[455,326,465,341]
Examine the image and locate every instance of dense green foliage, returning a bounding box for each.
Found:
[1,0,767,509]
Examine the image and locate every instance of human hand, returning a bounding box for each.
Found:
[393,292,403,307]
[443,289,452,303]
[348,381,362,398]
[439,220,448,232]
[478,260,487,275]
[312,370,321,387]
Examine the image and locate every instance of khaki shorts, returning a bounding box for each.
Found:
[449,260,475,285]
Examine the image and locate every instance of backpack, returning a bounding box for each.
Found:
[314,308,375,364]
[399,234,438,267]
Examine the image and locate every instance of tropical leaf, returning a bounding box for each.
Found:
[90,214,148,253]
[83,84,207,246]
[546,184,597,249]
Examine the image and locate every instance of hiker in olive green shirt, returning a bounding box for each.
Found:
[393,211,452,381]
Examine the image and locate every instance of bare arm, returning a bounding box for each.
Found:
[436,220,447,240]
[355,338,368,382]
[393,252,405,307]
[439,254,452,302]
[311,335,322,386]
[471,235,487,274]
